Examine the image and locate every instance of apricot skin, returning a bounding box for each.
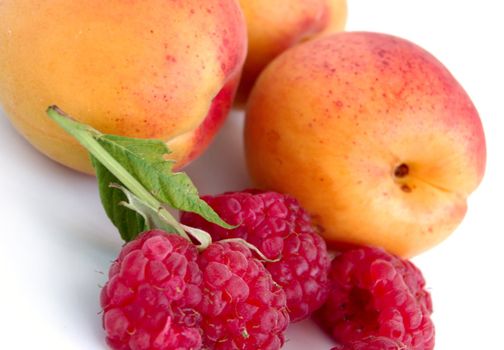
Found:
[236,0,347,104]
[245,32,486,257]
[0,0,247,174]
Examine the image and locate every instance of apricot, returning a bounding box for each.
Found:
[0,0,247,174]
[236,0,347,103]
[245,32,486,257]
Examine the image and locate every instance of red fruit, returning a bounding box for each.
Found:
[316,247,434,350]
[331,336,406,350]
[100,230,203,350]
[180,190,330,321]
[196,240,289,349]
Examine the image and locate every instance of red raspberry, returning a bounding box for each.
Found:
[100,230,203,350]
[196,240,289,349]
[315,247,434,350]
[180,190,330,322]
[331,336,406,350]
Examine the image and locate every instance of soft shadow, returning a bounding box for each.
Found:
[34,205,122,345]
[185,110,252,195]
[285,319,336,348]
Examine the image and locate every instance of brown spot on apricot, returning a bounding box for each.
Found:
[394,163,409,178]
[400,184,412,193]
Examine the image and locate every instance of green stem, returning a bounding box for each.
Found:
[46,106,189,240]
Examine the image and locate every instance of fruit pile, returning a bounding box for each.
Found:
[2,0,486,349]
[46,108,439,349]
[100,188,436,350]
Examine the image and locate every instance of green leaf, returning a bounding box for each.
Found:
[47,106,233,244]
[108,183,177,234]
[94,134,231,229]
[91,157,147,242]
[110,184,213,248]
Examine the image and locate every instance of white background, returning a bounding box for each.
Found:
[1,0,503,348]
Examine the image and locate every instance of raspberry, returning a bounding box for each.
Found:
[180,190,330,321]
[100,230,203,350]
[196,240,289,349]
[331,336,406,350]
[315,247,434,350]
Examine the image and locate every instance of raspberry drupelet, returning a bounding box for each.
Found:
[331,336,407,350]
